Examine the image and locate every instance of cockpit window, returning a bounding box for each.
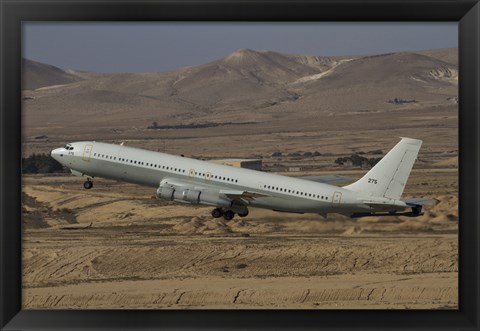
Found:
[64,144,74,151]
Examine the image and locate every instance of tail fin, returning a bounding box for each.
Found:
[343,137,422,199]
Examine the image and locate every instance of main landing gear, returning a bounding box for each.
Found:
[211,208,223,218]
[412,205,423,216]
[83,178,93,190]
[211,207,249,220]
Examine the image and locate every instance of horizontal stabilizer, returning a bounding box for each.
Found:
[363,201,408,212]
[402,198,436,206]
[350,211,424,218]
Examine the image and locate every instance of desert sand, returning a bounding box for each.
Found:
[22,167,458,309]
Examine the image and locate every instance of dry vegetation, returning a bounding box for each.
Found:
[22,48,458,309]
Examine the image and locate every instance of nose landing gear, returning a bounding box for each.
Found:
[83,179,93,190]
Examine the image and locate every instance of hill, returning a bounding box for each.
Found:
[22,48,458,139]
[22,59,84,90]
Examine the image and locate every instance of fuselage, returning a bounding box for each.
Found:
[51,141,377,215]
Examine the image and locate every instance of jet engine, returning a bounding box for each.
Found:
[156,184,231,208]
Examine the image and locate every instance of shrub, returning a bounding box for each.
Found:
[334,154,381,168]
[22,153,65,174]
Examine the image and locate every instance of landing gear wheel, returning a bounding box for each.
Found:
[238,210,249,218]
[211,208,223,218]
[412,206,422,216]
[83,180,93,190]
[223,210,235,221]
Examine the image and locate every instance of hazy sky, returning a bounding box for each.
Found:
[23,22,457,73]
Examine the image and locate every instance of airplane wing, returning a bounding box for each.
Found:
[298,175,355,185]
[220,189,270,203]
[159,177,269,204]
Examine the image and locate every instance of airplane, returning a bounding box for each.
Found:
[50,137,432,220]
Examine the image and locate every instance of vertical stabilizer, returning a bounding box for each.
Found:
[343,137,422,199]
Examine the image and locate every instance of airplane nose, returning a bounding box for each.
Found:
[50,148,64,161]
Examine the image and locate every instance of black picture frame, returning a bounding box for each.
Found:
[1,0,479,330]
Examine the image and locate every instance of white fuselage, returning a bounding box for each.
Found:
[51,141,405,215]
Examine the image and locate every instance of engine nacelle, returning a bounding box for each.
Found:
[199,190,232,208]
[156,186,175,200]
[156,184,231,208]
[173,189,201,204]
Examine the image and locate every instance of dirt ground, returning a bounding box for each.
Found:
[22,167,458,309]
